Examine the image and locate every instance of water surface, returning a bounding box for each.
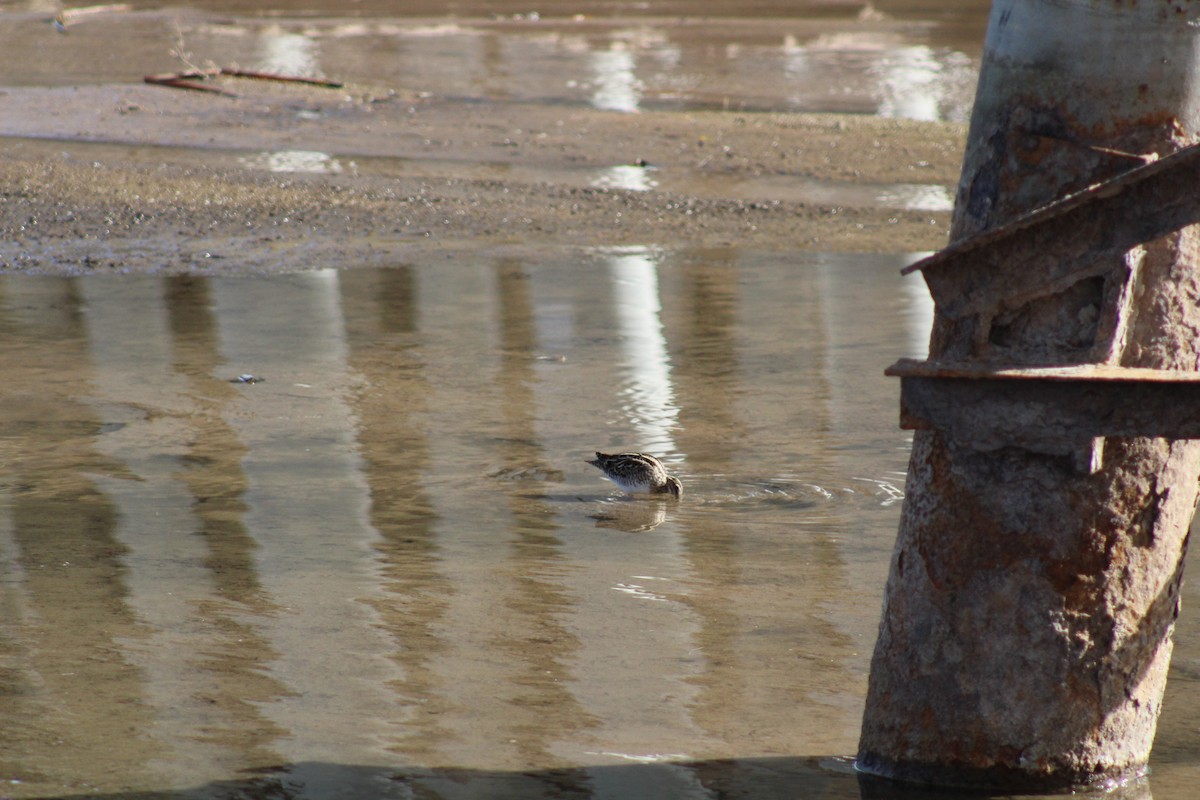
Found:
[6,250,1200,798]
[1,0,983,121]
[0,250,922,795]
[5,1,1200,798]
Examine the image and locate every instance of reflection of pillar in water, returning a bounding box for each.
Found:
[209,270,400,780]
[608,249,679,455]
[873,43,974,122]
[898,253,936,360]
[256,26,319,76]
[780,35,810,109]
[591,42,642,113]
[404,261,534,764]
[1,277,165,787]
[874,45,943,122]
[81,276,226,785]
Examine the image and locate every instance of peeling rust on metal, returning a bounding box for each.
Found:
[887,359,1200,384]
[890,142,1200,458]
[902,140,1200,321]
[888,358,1200,453]
[865,0,1200,789]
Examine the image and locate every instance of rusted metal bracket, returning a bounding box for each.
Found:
[892,140,1200,471]
[903,141,1200,320]
[889,358,1200,462]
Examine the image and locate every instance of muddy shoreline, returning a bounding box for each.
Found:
[0,4,976,276]
[1,78,965,274]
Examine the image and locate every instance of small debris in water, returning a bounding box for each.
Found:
[144,67,345,98]
[230,374,264,384]
[51,3,132,33]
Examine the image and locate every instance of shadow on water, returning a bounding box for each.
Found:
[17,757,1156,800]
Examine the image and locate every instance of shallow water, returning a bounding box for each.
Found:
[4,250,1200,799]
[1,0,983,121]
[0,250,923,795]
[5,2,1200,799]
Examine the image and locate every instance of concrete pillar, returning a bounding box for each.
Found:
[858,0,1200,790]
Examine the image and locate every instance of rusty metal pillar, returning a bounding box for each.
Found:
[857,0,1200,791]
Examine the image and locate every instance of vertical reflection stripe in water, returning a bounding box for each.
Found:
[79,277,231,786]
[0,251,1054,798]
[207,271,401,772]
[401,259,538,766]
[607,249,680,456]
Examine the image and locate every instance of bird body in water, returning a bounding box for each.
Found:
[587,452,682,498]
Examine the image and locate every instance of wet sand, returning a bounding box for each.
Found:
[0,8,968,274]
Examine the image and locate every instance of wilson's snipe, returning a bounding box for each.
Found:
[587,451,682,499]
